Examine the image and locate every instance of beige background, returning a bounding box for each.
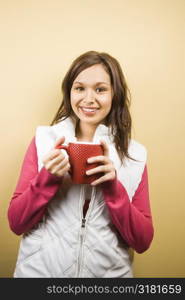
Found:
[0,0,185,277]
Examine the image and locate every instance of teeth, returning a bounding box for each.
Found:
[81,107,97,112]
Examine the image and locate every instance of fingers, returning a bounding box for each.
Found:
[100,139,109,157]
[42,136,70,177]
[87,139,109,164]
[45,154,69,172]
[49,159,70,176]
[54,136,65,149]
[87,155,110,164]
[56,164,71,177]
[86,164,113,176]
[43,149,61,163]
[91,172,116,186]
[87,142,116,185]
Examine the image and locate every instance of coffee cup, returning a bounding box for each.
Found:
[56,141,104,184]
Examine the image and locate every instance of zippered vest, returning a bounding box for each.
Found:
[14,118,147,277]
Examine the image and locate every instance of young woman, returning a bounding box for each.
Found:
[8,51,154,278]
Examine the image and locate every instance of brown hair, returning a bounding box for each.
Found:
[51,51,134,162]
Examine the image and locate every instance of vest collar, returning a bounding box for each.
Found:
[52,117,113,144]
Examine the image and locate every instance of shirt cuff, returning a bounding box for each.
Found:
[34,166,63,190]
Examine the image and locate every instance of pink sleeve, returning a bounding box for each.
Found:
[101,166,154,253]
[7,137,63,235]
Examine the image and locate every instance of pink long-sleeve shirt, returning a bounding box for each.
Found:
[8,137,154,253]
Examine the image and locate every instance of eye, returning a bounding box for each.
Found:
[74,86,84,91]
[96,87,107,93]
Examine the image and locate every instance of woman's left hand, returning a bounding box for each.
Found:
[86,140,116,186]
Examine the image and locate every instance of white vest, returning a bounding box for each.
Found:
[14,118,147,278]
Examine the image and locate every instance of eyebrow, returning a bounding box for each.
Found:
[73,81,110,85]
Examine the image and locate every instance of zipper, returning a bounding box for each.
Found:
[76,218,86,277]
[76,185,86,277]
[82,218,86,228]
[76,185,96,277]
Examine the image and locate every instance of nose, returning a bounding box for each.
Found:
[83,88,95,104]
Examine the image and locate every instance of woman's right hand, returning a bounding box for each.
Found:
[42,136,70,177]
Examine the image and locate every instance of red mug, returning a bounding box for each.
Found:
[56,142,104,184]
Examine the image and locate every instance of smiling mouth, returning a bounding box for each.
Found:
[79,107,99,113]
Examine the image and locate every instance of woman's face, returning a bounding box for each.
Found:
[70,64,113,127]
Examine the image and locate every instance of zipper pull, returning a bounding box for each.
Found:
[81,218,86,228]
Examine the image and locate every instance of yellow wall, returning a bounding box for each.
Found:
[0,0,184,277]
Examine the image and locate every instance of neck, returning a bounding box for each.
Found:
[76,121,97,142]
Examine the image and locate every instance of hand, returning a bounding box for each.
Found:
[86,140,116,186]
[42,136,70,177]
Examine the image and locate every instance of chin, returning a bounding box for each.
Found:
[81,117,101,124]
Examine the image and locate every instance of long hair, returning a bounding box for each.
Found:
[51,51,134,162]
